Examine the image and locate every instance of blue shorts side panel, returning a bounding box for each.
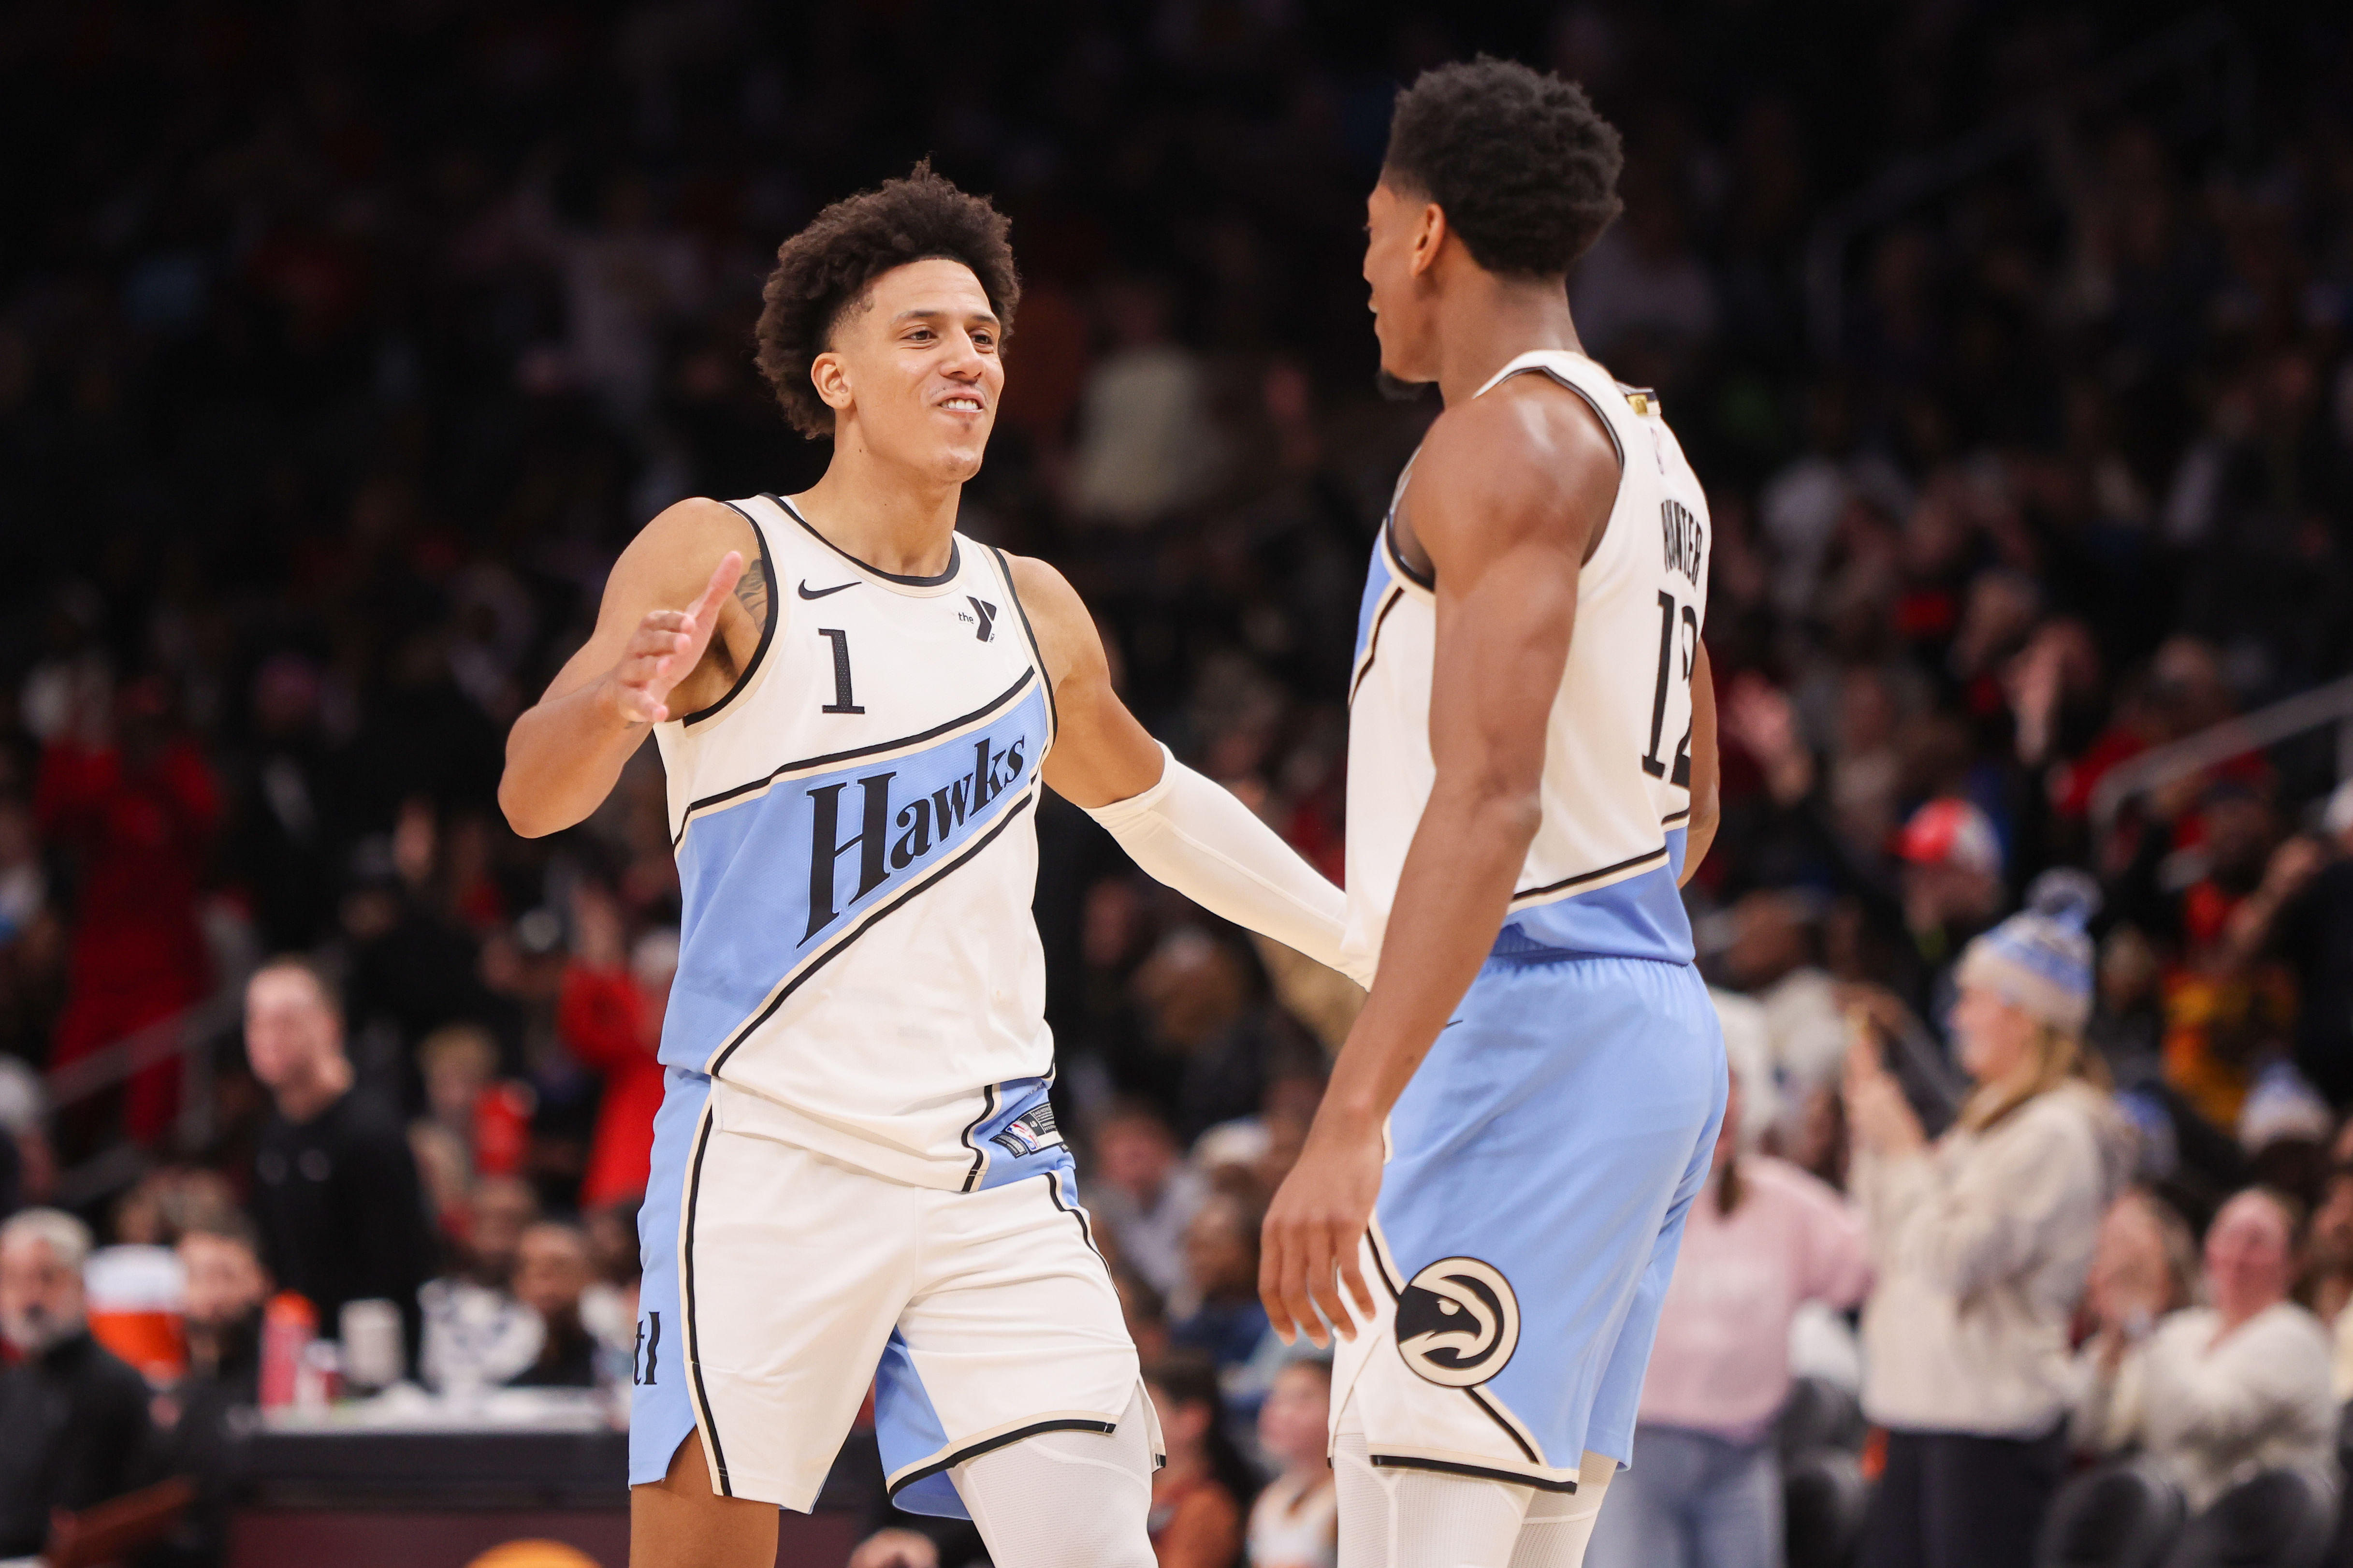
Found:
[1376,955,1726,1468]
[629,1065,712,1486]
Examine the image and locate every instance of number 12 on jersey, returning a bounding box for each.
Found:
[1641,590,1698,788]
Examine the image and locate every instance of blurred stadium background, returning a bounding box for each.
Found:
[2,1,2353,1565]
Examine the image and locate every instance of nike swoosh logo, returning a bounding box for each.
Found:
[798,580,859,599]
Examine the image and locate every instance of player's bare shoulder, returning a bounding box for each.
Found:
[999,551,1096,690]
[617,496,771,701]
[1404,376,1620,566]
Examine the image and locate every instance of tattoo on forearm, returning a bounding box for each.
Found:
[733,556,770,629]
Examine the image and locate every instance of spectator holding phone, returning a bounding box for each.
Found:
[1845,872,2132,1568]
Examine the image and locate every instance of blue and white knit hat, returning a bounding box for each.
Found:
[1955,869,2100,1033]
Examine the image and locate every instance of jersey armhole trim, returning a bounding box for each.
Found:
[987,544,1059,754]
[1383,509,1436,592]
[768,493,962,587]
[678,501,781,729]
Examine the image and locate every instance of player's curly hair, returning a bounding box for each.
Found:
[754,160,1021,439]
[1382,56,1624,277]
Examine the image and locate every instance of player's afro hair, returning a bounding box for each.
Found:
[1382,56,1624,277]
[754,160,1021,439]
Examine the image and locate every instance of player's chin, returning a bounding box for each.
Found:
[932,434,992,478]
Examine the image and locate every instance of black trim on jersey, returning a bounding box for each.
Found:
[770,494,962,587]
[1369,1453,1577,1493]
[681,1104,734,1495]
[985,544,1058,753]
[704,789,1038,1077]
[678,502,783,729]
[673,669,1036,842]
[1383,508,1436,592]
[1497,364,1625,471]
[1511,843,1670,904]
[886,1418,1120,1500]
[957,1082,1001,1194]
[1349,585,1408,708]
[1661,807,1691,827]
[1046,1168,1101,1257]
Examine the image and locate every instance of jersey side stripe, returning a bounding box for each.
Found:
[956,1082,1000,1194]
[1349,584,1408,707]
[1510,842,1670,905]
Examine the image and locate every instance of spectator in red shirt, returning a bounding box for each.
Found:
[35,676,221,1144]
[559,886,674,1210]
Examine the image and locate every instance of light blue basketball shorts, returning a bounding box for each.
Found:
[1332,953,1727,1492]
[627,1067,1152,1518]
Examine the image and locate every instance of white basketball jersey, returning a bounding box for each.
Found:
[653,494,1059,1191]
[1341,350,1712,977]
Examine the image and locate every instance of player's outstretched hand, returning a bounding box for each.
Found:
[1260,1116,1383,1349]
[606,550,744,726]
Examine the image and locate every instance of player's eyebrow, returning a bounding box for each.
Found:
[891,306,1001,331]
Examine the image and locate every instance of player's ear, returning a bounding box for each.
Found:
[811,350,853,416]
[1409,200,1447,280]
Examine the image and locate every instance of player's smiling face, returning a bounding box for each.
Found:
[1364,178,1440,385]
[815,257,1004,483]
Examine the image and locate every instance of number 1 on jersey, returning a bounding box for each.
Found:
[1641,591,1696,787]
[818,627,865,714]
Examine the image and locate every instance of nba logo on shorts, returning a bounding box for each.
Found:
[988,1105,1061,1158]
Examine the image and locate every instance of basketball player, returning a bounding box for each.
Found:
[499,165,1361,1568]
[1258,59,1726,1568]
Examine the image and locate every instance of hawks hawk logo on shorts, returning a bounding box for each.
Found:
[1395,1256,1520,1388]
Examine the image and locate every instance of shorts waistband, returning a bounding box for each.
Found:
[1484,944,1691,968]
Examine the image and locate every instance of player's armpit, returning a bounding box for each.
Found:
[1002,552,1166,809]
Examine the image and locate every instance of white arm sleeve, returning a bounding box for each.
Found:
[1083,744,1365,986]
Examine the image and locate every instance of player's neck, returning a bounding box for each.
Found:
[793,440,963,579]
[1433,271,1583,407]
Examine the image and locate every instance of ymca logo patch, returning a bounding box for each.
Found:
[989,1103,1061,1158]
[1396,1256,1519,1388]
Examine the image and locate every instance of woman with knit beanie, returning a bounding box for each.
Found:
[1844,870,2135,1568]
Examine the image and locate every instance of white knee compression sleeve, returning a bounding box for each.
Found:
[1335,1397,1615,1568]
[1081,745,1367,985]
[951,1385,1157,1568]
[1509,1462,1612,1568]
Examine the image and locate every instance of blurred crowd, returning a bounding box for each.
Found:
[5,0,2353,1565]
